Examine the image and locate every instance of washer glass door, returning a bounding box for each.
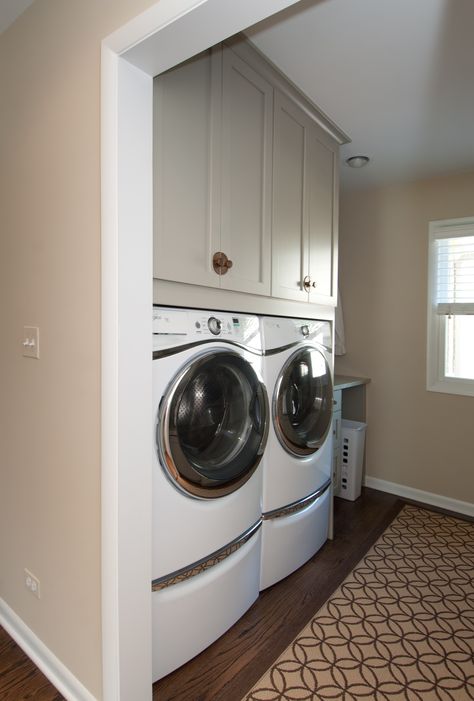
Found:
[158,350,268,498]
[274,346,332,456]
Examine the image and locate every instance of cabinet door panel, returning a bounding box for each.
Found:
[153,49,220,288]
[272,92,308,302]
[219,49,273,295]
[308,129,338,304]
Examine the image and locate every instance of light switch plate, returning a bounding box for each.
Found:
[23,326,40,358]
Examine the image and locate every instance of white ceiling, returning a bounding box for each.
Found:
[0,0,34,35]
[247,0,474,190]
[1,0,473,191]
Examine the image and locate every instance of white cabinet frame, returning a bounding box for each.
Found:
[101,2,303,699]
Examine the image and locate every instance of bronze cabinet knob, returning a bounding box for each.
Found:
[303,275,318,290]
[213,251,233,275]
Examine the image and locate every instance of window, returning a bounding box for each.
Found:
[427,217,474,396]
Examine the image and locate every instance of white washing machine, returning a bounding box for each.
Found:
[260,316,333,590]
[151,306,268,681]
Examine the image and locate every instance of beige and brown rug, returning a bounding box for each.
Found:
[244,505,474,701]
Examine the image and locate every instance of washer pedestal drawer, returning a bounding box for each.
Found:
[152,528,261,681]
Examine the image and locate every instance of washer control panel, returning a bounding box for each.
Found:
[153,307,261,352]
[189,312,233,337]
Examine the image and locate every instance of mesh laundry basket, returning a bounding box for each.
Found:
[339,419,367,501]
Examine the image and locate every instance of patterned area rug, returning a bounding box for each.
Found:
[243,505,474,701]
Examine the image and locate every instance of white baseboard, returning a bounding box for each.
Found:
[0,598,97,701]
[364,476,474,518]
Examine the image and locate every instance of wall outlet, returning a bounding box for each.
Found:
[24,568,41,599]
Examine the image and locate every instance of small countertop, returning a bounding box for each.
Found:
[334,374,371,391]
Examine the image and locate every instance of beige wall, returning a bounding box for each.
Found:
[336,171,474,505]
[0,1,156,697]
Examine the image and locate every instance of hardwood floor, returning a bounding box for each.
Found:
[0,488,404,701]
[0,626,64,700]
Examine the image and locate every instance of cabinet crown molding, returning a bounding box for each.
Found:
[225,34,350,147]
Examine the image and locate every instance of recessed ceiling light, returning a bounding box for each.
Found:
[346,156,370,168]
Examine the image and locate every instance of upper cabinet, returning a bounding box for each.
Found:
[153,38,346,305]
[153,48,219,290]
[272,91,338,305]
[219,47,273,295]
[153,45,273,295]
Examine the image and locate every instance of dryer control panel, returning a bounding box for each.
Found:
[261,316,332,353]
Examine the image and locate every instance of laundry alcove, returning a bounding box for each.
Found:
[100,1,302,699]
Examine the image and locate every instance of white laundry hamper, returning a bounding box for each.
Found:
[338,419,367,501]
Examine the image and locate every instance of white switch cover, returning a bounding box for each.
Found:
[23,326,40,358]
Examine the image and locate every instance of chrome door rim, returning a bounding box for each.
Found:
[272,345,333,457]
[157,349,269,499]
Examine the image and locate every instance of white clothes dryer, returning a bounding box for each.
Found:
[151,307,268,681]
[260,315,333,590]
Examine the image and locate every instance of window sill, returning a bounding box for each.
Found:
[427,377,474,397]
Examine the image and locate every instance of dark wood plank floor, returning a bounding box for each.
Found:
[0,488,405,700]
[0,625,64,700]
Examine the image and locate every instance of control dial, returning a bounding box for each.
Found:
[301,325,310,337]
[208,316,222,335]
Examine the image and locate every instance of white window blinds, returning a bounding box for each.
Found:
[435,227,474,315]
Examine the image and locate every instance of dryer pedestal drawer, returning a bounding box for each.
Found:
[152,528,261,681]
[260,485,330,591]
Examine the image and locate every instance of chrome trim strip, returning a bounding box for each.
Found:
[262,479,332,521]
[264,341,332,356]
[153,338,262,360]
[151,520,262,592]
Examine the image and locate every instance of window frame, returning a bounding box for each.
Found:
[427,217,474,397]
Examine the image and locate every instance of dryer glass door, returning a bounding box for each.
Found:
[159,350,268,498]
[274,347,332,456]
